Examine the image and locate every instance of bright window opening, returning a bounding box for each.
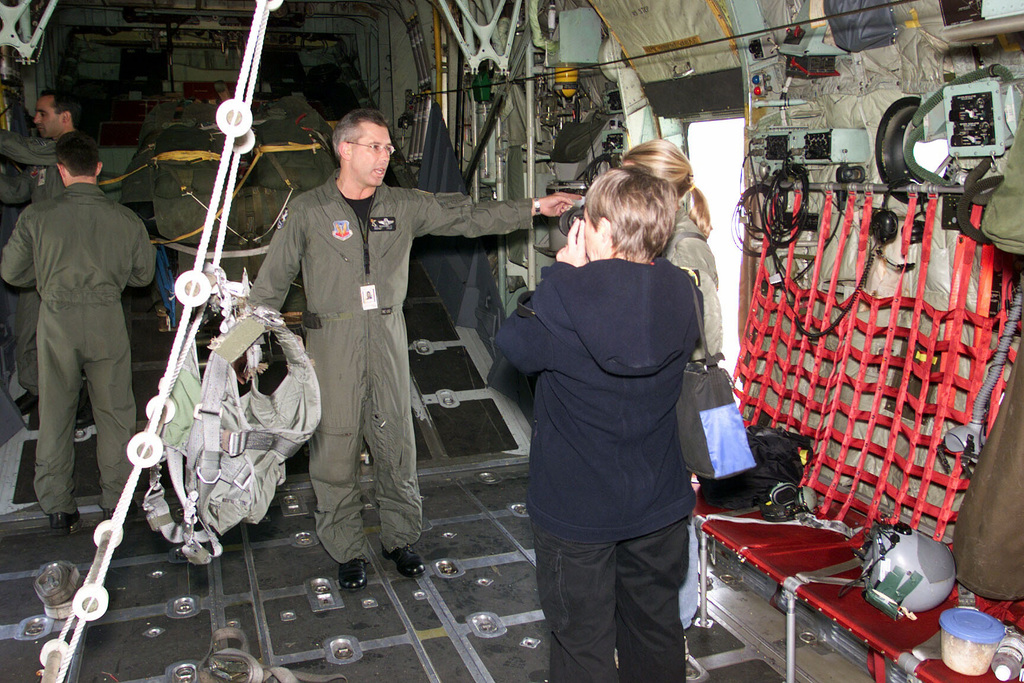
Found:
[686,118,746,370]
[914,139,951,175]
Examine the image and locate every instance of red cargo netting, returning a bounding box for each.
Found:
[735,190,1018,540]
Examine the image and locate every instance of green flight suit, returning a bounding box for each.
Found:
[0,183,155,514]
[251,176,530,562]
[0,132,65,396]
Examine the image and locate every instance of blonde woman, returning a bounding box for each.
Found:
[623,139,723,363]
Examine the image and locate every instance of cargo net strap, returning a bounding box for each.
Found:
[735,190,1018,541]
[38,2,280,682]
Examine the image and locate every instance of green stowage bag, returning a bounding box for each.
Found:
[981,112,1024,253]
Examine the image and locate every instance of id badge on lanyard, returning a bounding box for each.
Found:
[360,284,378,310]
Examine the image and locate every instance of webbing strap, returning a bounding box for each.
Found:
[201,627,348,683]
[802,190,860,506]
[819,193,875,520]
[153,150,222,163]
[222,430,300,458]
[256,142,320,154]
[783,191,836,437]
[199,355,232,485]
[794,558,862,585]
[265,152,295,189]
[858,194,917,524]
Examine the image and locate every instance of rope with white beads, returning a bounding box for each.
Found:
[41,2,281,681]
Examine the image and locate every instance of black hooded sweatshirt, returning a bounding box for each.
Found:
[496,258,702,543]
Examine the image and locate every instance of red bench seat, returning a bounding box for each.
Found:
[692,490,1001,682]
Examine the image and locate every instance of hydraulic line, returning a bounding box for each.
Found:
[971,275,1023,433]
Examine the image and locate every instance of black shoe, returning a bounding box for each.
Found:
[15,393,37,416]
[48,511,81,535]
[102,502,138,520]
[75,392,94,429]
[338,558,368,591]
[382,544,425,578]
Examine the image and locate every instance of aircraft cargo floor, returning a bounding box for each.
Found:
[0,259,871,682]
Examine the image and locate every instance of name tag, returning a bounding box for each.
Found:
[369,217,396,232]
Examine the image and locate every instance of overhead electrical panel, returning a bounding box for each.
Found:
[749,127,872,174]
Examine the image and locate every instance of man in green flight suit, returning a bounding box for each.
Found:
[0,131,156,534]
[0,91,80,415]
[250,108,578,590]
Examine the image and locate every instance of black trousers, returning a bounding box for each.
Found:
[533,516,689,683]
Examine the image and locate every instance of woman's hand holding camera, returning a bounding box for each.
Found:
[557,218,588,267]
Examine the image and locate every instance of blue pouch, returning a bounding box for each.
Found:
[677,363,756,479]
[675,283,756,479]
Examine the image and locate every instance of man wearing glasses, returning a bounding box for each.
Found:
[251,108,578,591]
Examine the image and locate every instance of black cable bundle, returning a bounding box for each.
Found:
[575,152,616,186]
[761,162,811,249]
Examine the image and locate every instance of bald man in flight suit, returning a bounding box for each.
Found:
[250,108,578,590]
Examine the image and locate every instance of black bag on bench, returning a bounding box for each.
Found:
[698,426,810,509]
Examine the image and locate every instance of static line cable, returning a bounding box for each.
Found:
[39,2,277,682]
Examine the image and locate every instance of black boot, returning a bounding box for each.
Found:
[75,388,93,429]
[338,558,368,591]
[48,511,81,535]
[15,392,37,416]
[382,545,425,578]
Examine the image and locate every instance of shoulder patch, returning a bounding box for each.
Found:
[332,220,353,241]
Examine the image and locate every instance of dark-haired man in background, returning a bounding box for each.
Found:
[0,132,155,533]
[0,90,81,416]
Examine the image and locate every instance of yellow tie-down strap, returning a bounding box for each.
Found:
[116,143,322,243]
[256,142,320,154]
[99,149,223,187]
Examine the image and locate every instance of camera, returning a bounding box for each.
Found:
[558,199,585,236]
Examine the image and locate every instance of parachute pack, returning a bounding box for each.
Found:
[143,286,321,565]
[120,95,335,246]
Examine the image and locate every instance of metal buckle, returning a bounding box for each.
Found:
[193,402,222,419]
[220,430,246,456]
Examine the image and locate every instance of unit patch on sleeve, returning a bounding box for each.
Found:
[332,220,353,241]
[369,217,396,231]
[274,208,288,230]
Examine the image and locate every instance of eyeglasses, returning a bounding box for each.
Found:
[345,140,397,156]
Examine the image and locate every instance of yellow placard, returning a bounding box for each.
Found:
[642,34,701,55]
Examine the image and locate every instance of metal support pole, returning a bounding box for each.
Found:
[471,102,480,201]
[787,589,796,683]
[694,522,714,628]
[526,45,536,290]
[496,114,507,297]
[783,577,803,683]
